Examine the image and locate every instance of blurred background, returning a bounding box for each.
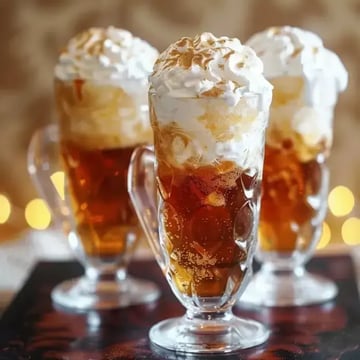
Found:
[0,0,359,251]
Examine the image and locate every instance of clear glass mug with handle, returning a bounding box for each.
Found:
[27,80,160,311]
[241,76,338,307]
[128,92,270,354]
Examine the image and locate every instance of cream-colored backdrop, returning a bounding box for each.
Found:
[0,0,359,243]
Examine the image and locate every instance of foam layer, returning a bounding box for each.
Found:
[246,27,348,160]
[151,95,267,170]
[55,79,152,149]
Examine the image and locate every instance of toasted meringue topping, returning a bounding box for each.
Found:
[55,27,159,84]
[150,32,272,108]
[246,26,348,161]
[246,26,348,93]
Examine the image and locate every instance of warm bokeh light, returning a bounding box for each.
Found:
[342,217,360,245]
[328,186,355,217]
[317,222,331,249]
[25,198,51,230]
[50,171,65,200]
[0,194,11,224]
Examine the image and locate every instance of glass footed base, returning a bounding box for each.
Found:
[149,312,269,354]
[240,268,338,307]
[51,275,160,310]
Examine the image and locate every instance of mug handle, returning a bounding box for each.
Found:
[127,145,165,270]
[27,124,70,230]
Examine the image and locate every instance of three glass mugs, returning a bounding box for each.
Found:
[27,78,160,310]
[27,50,341,355]
[128,91,271,353]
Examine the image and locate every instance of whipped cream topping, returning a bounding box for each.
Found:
[150,32,272,109]
[55,27,159,85]
[246,27,348,159]
[246,26,348,96]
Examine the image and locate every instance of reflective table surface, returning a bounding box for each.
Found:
[0,251,360,359]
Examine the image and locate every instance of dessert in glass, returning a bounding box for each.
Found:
[241,26,348,306]
[28,27,161,310]
[128,32,273,353]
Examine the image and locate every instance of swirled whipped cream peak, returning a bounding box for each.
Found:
[246,26,348,94]
[55,26,159,85]
[150,32,272,108]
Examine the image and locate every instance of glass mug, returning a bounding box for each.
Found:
[128,93,270,353]
[241,76,337,306]
[27,79,160,310]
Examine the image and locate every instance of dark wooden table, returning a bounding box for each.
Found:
[0,255,359,359]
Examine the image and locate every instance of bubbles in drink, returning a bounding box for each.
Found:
[162,202,183,245]
[157,160,260,298]
[234,201,254,241]
[190,206,232,251]
[259,145,325,252]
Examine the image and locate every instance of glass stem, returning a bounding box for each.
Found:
[85,265,128,283]
[262,262,305,278]
[186,309,233,323]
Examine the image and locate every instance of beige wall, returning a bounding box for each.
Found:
[0,0,359,240]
